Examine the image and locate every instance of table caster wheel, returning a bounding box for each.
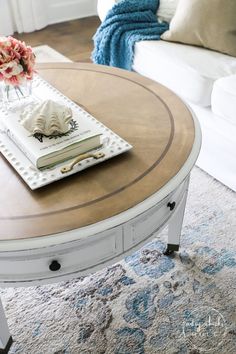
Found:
[164,244,179,256]
[164,248,175,256]
[0,336,13,354]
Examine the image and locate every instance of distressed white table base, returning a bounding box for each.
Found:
[0,298,12,353]
[0,178,189,286]
[166,183,188,254]
[0,178,190,352]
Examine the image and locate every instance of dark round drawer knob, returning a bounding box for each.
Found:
[49,260,61,271]
[167,201,176,211]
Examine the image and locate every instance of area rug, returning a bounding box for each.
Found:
[33,45,72,63]
[0,47,235,354]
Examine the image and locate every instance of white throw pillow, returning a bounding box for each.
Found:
[157,0,179,23]
[97,0,179,23]
[97,0,118,21]
[97,0,116,21]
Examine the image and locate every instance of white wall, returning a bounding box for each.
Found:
[47,0,98,25]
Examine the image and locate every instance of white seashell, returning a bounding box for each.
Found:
[20,99,73,136]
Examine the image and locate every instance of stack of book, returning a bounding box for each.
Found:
[2,101,102,170]
[0,76,132,189]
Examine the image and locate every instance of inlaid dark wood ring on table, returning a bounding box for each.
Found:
[0,63,197,241]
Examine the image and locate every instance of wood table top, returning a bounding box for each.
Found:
[0,63,195,240]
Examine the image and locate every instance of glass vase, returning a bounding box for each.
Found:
[0,80,32,109]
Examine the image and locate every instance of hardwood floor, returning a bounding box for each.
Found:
[15,16,101,62]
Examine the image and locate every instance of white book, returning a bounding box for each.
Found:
[1,102,102,169]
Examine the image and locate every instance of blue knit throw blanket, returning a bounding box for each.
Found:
[92,0,169,70]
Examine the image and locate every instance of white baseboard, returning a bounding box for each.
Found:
[48,0,98,24]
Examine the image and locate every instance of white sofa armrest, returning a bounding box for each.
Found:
[97,0,117,21]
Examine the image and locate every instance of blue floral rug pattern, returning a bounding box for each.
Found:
[1,167,236,353]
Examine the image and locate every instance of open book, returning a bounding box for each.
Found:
[1,102,102,169]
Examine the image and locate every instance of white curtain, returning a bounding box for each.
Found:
[0,0,49,35]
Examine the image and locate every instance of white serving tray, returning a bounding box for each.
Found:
[0,76,132,190]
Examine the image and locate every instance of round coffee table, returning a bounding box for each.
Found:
[0,63,201,352]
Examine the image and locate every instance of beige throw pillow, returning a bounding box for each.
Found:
[161,0,236,57]
[157,0,179,23]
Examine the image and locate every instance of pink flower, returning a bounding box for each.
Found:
[0,36,35,86]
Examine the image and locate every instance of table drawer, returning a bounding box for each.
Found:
[0,178,189,286]
[0,227,123,283]
[123,179,187,250]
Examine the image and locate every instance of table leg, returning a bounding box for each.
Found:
[165,180,189,255]
[0,297,12,354]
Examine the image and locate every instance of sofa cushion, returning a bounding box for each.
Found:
[133,40,236,106]
[161,0,236,57]
[211,75,236,126]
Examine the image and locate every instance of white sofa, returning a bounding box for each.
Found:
[97,0,236,191]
